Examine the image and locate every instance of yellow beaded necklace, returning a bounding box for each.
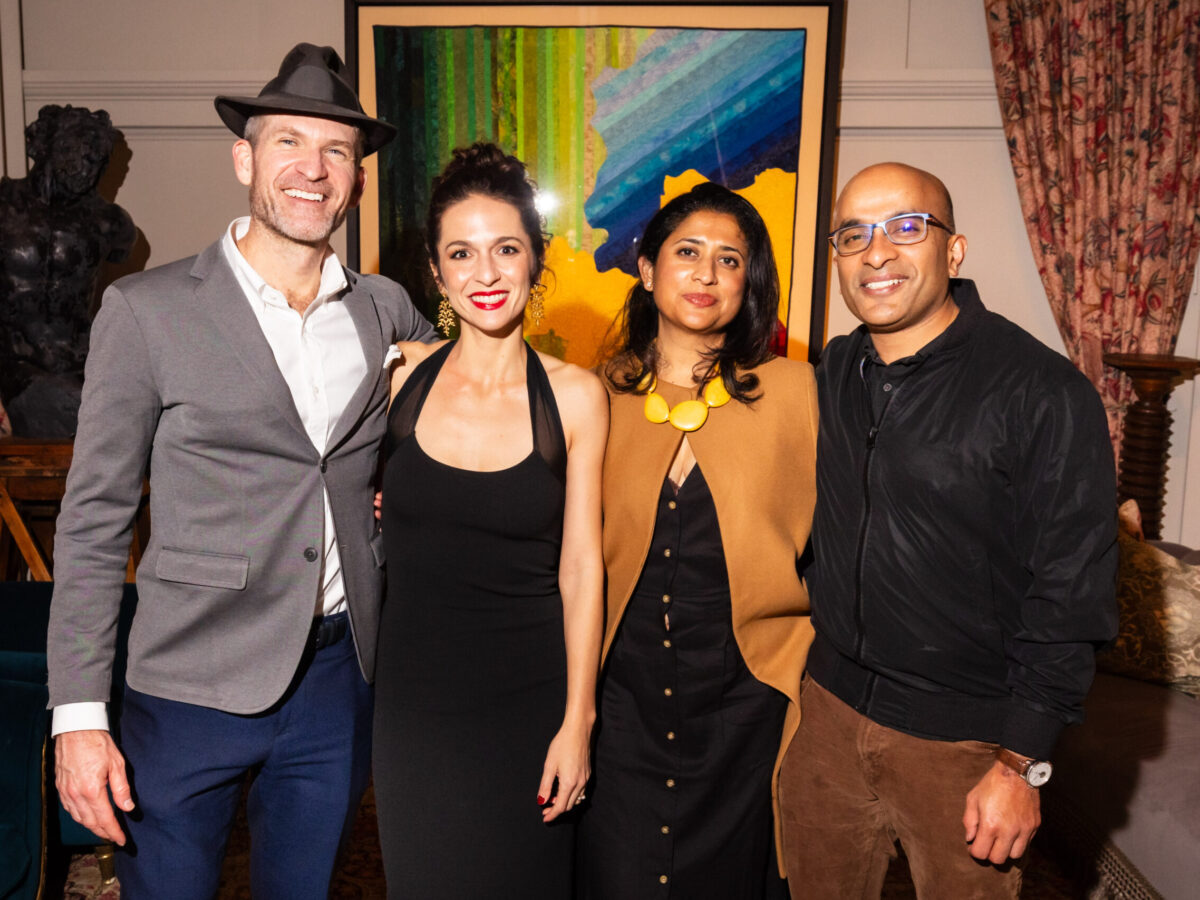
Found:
[638,368,732,433]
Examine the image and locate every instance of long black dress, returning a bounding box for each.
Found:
[373,342,573,899]
[576,467,789,899]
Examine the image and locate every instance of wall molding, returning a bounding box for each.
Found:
[23,70,271,129]
[839,72,1002,130]
[838,127,1004,142]
[23,71,270,101]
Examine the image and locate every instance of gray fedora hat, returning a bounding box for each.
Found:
[214,43,396,155]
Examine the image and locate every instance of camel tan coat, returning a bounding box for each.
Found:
[601,355,818,874]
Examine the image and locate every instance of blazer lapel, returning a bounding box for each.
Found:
[327,271,385,453]
[190,243,315,451]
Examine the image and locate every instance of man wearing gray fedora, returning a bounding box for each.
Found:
[47,43,434,898]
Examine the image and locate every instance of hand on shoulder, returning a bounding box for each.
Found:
[388,339,448,400]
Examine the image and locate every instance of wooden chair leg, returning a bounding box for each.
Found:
[0,482,51,581]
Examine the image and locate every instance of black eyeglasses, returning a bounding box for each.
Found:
[828,213,951,256]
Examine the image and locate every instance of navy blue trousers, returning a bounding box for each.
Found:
[113,615,373,900]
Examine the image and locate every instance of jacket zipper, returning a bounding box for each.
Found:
[853,423,878,660]
[852,350,901,661]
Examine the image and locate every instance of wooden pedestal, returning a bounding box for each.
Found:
[1103,353,1200,540]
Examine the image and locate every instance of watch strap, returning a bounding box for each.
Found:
[995,747,1034,777]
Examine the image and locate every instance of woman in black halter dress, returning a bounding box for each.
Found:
[372,144,606,899]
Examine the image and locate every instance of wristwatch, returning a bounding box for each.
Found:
[996,748,1053,787]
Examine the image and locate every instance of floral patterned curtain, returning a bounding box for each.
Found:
[985,0,1200,449]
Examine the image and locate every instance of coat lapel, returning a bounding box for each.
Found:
[326,270,385,453]
[189,242,315,451]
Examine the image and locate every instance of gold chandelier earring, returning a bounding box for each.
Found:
[528,282,546,327]
[436,287,456,336]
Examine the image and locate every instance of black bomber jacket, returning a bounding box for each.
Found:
[806,278,1118,759]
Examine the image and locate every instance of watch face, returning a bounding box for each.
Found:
[1026,761,1053,787]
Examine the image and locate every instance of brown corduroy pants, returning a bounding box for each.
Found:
[778,676,1023,900]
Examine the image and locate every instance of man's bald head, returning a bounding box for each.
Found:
[835,162,955,233]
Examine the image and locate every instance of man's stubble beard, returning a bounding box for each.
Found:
[248,177,347,248]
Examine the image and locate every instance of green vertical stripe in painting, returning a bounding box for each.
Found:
[442,29,456,162]
[470,28,485,142]
[550,29,565,240]
[539,29,552,227]
[528,30,539,172]
[551,28,569,241]
[494,28,511,150]
[514,28,525,160]
[463,29,476,141]
[422,29,437,176]
[482,28,494,140]
[452,29,468,143]
[575,27,586,248]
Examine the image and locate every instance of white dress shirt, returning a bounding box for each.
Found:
[52,218,367,735]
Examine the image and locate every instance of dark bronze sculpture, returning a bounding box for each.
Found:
[0,104,135,437]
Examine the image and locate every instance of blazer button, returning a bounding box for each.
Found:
[303,547,319,562]
[320,460,328,473]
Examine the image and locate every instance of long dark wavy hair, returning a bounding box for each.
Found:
[604,182,779,404]
[426,142,548,287]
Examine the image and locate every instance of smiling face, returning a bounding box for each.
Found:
[639,210,749,345]
[433,193,536,335]
[832,163,966,356]
[233,114,365,248]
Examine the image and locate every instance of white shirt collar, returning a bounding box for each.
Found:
[221,216,349,315]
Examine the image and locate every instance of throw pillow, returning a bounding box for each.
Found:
[1097,523,1200,698]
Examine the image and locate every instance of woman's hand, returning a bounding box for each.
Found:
[537,714,594,822]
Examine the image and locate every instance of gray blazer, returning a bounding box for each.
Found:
[47,240,435,714]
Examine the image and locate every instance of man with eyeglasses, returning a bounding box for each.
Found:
[778,162,1117,898]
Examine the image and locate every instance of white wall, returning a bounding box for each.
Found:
[7,0,1199,540]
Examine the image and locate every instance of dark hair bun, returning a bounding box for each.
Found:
[438,143,525,186]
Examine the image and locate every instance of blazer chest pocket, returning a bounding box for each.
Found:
[156,547,250,590]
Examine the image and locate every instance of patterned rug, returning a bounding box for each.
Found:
[58,785,1081,898]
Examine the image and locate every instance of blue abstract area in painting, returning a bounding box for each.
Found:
[586,28,806,274]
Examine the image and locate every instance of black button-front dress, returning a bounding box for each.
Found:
[373,341,573,899]
[577,466,789,899]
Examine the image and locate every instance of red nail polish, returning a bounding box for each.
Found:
[537,795,546,805]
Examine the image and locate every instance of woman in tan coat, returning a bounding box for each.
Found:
[576,183,818,898]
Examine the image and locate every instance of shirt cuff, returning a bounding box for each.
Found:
[1000,704,1066,760]
[383,344,404,370]
[51,702,110,737]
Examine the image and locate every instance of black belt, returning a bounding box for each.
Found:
[311,612,349,650]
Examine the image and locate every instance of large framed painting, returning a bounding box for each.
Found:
[346,1,843,363]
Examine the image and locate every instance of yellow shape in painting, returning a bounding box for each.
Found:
[659,169,798,333]
[530,235,636,367]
